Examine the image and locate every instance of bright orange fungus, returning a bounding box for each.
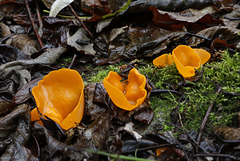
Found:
[31,68,84,130]
[153,45,211,78]
[103,68,147,111]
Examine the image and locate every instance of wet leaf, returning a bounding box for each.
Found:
[0,104,32,159]
[130,0,213,12]
[150,6,224,32]
[157,147,184,161]
[6,34,38,56]
[0,101,13,116]
[0,44,30,64]
[211,38,236,51]
[84,83,107,122]
[13,77,43,104]
[67,28,96,55]
[0,22,11,37]
[0,47,67,89]
[0,79,17,101]
[83,110,111,149]
[81,0,111,18]
[100,25,185,61]
[133,107,153,125]
[49,0,74,17]
[188,26,240,48]
[33,123,85,160]
[1,141,38,160]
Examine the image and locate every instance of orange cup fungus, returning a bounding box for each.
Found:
[153,45,211,78]
[31,68,84,130]
[103,68,147,111]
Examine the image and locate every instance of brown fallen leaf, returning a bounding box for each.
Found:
[150,6,224,32]
[188,26,240,48]
[6,34,38,56]
[214,127,240,140]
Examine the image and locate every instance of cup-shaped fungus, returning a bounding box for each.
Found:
[31,68,84,130]
[103,68,147,111]
[153,53,174,67]
[153,45,211,78]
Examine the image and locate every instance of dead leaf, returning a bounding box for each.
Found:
[0,104,33,159]
[130,0,213,12]
[67,28,96,55]
[214,127,240,140]
[0,44,30,64]
[13,76,43,104]
[33,123,85,160]
[103,25,185,61]
[0,47,67,89]
[211,38,236,51]
[49,0,74,17]
[188,26,240,48]
[150,6,224,32]
[6,34,38,56]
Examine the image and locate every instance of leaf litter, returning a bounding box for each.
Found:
[0,0,240,160]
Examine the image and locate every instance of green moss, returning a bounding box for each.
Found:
[86,50,240,133]
[87,65,120,83]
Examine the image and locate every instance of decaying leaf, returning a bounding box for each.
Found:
[188,26,240,48]
[6,34,38,56]
[0,78,17,101]
[32,123,85,160]
[0,104,34,159]
[0,22,11,37]
[0,47,67,89]
[0,100,13,116]
[67,28,96,55]
[214,127,240,140]
[100,25,186,61]
[13,76,43,104]
[49,0,74,17]
[130,0,213,12]
[0,44,30,64]
[150,6,224,32]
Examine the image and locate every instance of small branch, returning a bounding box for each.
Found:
[68,4,93,37]
[67,147,156,161]
[197,86,222,144]
[68,54,77,69]
[24,0,44,48]
[186,32,212,41]
[224,16,240,21]
[35,0,43,36]
[165,121,206,153]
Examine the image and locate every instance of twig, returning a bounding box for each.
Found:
[35,0,43,37]
[186,32,212,41]
[24,0,44,48]
[67,147,156,161]
[68,54,77,69]
[68,4,93,37]
[165,121,206,153]
[224,17,240,21]
[197,86,222,144]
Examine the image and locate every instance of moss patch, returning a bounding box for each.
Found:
[86,50,240,133]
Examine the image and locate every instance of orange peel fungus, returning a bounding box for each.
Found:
[103,68,147,111]
[153,45,211,78]
[31,68,84,130]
